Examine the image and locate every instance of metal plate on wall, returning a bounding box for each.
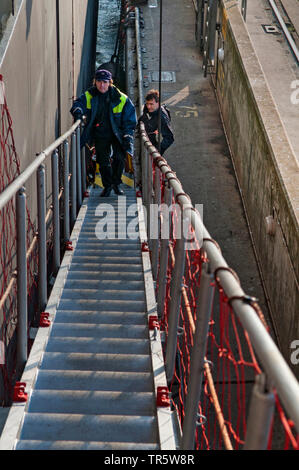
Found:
[150,71,176,83]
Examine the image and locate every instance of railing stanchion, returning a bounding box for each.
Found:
[52,150,60,274]
[71,132,77,228]
[63,140,70,241]
[147,151,153,247]
[37,164,47,313]
[157,182,172,317]
[16,187,27,373]
[76,126,82,207]
[82,145,87,196]
[165,211,186,382]
[244,373,275,449]
[181,263,215,449]
[151,165,161,280]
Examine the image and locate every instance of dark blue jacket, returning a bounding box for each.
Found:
[70,85,137,155]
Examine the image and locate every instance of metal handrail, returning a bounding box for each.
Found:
[0,120,80,211]
[139,121,299,435]
[268,0,299,64]
[0,119,83,374]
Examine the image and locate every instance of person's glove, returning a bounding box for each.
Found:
[122,135,133,155]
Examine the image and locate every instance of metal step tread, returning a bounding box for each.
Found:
[15,440,160,450]
[28,390,156,415]
[18,413,159,443]
[45,337,150,354]
[34,370,154,392]
[53,311,148,324]
[51,323,148,338]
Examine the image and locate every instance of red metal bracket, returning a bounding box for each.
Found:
[83,191,90,198]
[40,312,51,328]
[156,386,170,408]
[149,315,160,330]
[141,242,150,252]
[136,189,142,198]
[13,382,28,403]
[65,240,74,251]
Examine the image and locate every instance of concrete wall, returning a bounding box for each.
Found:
[215,1,299,373]
[0,0,98,216]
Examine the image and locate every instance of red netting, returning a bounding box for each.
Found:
[153,162,298,450]
[0,76,37,405]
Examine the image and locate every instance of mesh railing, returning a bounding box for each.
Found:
[139,121,299,450]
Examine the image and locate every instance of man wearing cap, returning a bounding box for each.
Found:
[71,69,137,196]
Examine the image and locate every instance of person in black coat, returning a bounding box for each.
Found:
[139,89,174,156]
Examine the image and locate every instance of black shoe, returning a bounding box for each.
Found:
[113,184,124,195]
[100,186,112,197]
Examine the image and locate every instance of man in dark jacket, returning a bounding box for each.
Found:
[70,69,137,197]
[139,89,174,155]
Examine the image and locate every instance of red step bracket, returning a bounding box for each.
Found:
[65,240,74,251]
[141,242,150,252]
[149,315,160,330]
[156,386,171,408]
[13,382,28,403]
[40,312,51,328]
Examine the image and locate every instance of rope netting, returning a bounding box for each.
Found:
[0,76,38,405]
[153,165,298,450]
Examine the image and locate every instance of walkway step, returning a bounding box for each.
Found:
[45,337,150,354]
[51,323,148,339]
[18,413,158,444]
[16,440,159,450]
[28,390,155,415]
[35,370,154,392]
[41,352,152,372]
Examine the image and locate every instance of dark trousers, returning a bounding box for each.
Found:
[95,137,125,188]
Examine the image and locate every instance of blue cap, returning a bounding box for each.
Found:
[95,69,112,82]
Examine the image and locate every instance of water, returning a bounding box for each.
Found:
[96,0,122,68]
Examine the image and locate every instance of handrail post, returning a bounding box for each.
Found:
[151,165,161,281]
[243,373,275,449]
[82,145,87,196]
[157,181,173,317]
[181,263,215,449]
[76,126,82,207]
[63,140,70,241]
[165,210,186,382]
[16,187,27,374]
[147,151,153,247]
[52,150,60,274]
[71,132,77,228]
[37,164,47,313]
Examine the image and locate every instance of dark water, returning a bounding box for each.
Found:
[96,0,122,68]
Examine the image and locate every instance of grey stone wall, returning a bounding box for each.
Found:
[216,1,299,374]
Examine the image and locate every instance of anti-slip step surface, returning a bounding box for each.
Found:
[0,186,175,450]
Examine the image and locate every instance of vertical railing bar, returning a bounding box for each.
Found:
[165,211,186,382]
[81,145,87,196]
[76,126,82,207]
[243,373,275,450]
[157,181,173,317]
[151,165,161,280]
[147,150,153,247]
[16,187,27,374]
[52,150,60,274]
[71,132,77,228]
[63,140,70,241]
[181,264,215,449]
[36,164,47,314]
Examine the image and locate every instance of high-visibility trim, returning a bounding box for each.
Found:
[112,93,127,114]
[85,91,93,110]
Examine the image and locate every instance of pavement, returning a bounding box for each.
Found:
[140,0,274,336]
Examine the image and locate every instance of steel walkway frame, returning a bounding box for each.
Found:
[0,185,179,450]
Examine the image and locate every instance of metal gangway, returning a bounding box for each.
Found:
[0,120,179,450]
